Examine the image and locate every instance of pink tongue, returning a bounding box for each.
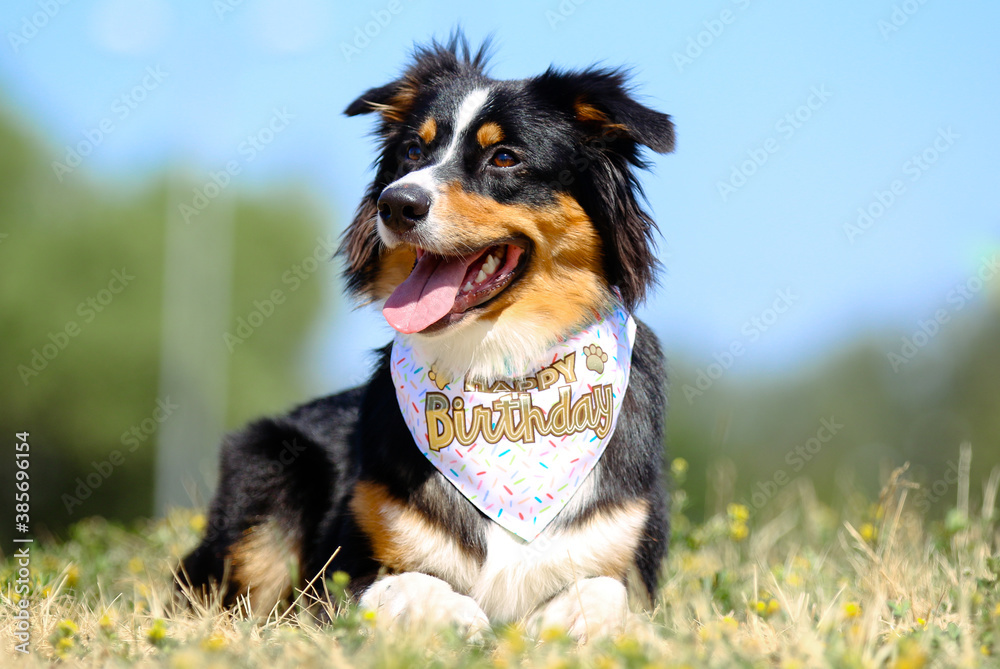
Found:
[383,254,471,334]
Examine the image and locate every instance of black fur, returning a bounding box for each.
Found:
[180,35,672,617]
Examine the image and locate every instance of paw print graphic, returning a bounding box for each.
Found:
[428,364,450,390]
[583,344,608,374]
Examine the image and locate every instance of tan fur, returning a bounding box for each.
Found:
[574,97,629,134]
[372,246,417,300]
[418,117,438,144]
[350,481,482,592]
[229,520,300,615]
[475,121,504,148]
[431,184,609,341]
[367,182,612,380]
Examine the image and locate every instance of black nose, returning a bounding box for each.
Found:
[377,184,431,233]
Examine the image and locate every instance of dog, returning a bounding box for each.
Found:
[179,35,674,640]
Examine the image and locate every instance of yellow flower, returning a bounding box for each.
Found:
[55,636,74,656]
[993,602,1000,618]
[859,523,877,543]
[727,503,750,522]
[57,619,78,637]
[189,513,206,533]
[201,633,227,652]
[65,564,79,588]
[671,458,689,479]
[729,522,749,542]
[844,602,861,619]
[147,619,168,645]
[755,597,779,617]
[539,626,569,643]
[99,613,115,632]
[499,626,526,654]
[893,640,927,669]
[128,557,145,574]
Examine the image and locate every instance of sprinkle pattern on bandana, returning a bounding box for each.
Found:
[390,308,636,541]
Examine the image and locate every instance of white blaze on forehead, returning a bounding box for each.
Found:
[390,87,491,193]
[442,88,490,162]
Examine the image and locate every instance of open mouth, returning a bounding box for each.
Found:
[383,239,529,334]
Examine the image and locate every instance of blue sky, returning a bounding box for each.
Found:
[2,0,998,392]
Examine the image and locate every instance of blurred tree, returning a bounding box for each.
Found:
[666,298,1000,522]
[0,105,333,547]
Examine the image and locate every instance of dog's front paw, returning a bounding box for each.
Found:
[358,572,490,638]
[527,576,629,643]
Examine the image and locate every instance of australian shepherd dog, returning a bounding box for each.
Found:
[180,35,675,641]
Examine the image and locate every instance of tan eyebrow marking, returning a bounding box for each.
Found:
[476,121,504,148]
[418,117,437,144]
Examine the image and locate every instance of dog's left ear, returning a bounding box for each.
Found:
[530,67,675,154]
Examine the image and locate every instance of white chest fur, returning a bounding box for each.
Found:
[352,476,649,622]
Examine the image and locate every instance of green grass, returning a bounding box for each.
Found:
[3,460,999,668]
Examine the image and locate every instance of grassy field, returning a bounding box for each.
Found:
[3,460,999,668]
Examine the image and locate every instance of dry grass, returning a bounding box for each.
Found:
[3,456,1000,668]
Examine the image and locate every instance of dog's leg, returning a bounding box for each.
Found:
[178,415,343,614]
[358,572,491,638]
[526,576,630,642]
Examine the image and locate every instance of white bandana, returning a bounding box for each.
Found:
[389,307,636,541]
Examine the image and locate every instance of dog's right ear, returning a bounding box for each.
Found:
[344,77,419,122]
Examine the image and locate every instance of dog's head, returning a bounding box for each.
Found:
[341,36,674,380]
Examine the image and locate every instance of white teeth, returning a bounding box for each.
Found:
[463,281,474,292]
[475,269,488,283]
[483,254,498,274]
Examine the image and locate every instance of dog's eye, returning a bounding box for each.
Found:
[491,150,519,168]
[405,144,423,161]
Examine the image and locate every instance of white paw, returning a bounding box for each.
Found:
[358,572,491,638]
[527,577,629,643]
